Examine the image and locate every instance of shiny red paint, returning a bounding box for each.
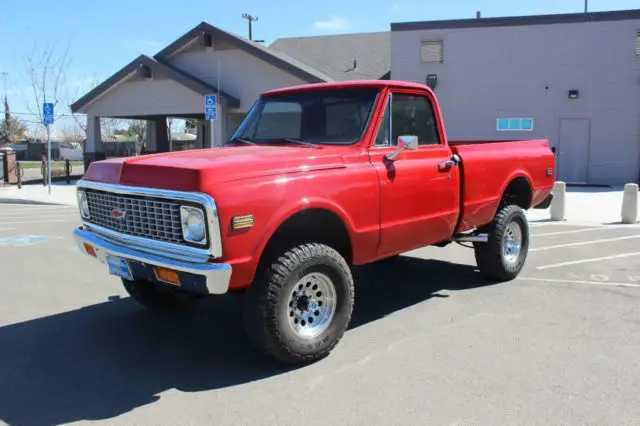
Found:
[83,80,555,291]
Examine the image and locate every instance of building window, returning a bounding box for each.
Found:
[420,39,443,63]
[497,118,534,131]
[636,31,640,56]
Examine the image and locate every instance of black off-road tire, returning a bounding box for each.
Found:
[122,279,197,311]
[473,204,530,281]
[243,243,355,365]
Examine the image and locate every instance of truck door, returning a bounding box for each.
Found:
[369,89,461,258]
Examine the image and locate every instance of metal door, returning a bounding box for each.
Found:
[558,118,591,183]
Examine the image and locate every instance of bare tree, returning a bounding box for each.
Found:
[21,40,72,135]
[127,120,145,141]
[101,117,125,139]
[60,123,84,146]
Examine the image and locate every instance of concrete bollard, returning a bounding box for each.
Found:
[621,183,639,224]
[550,181,566,221]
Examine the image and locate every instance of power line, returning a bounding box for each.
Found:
[0,110,78,117]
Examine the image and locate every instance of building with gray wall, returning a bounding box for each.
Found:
[391,9,640,185]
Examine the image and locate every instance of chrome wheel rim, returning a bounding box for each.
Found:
[286,272,337,339]
[503,221,523,265]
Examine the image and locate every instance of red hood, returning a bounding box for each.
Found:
[82,145,348,192]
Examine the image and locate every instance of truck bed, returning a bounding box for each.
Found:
[449,139,555,233]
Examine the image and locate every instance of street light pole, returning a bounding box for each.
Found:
[584,0,588,12]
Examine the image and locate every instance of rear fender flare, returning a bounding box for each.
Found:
[497,171,534,209]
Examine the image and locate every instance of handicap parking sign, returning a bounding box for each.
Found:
[205,94,217,120]
[43,103,54,125]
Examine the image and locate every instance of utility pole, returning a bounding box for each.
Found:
[584,0,588,12]
[241,13,258,40]
[0,72,7,99]
[1,72,10,143]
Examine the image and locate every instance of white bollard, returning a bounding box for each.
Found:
[550,181,566,221]
[621,183,639,224]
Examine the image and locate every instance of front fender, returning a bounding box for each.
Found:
[207,164,380,290]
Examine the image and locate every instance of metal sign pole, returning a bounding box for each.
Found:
[210,118,215,148]
[47,124,51,194]
[42,102,54,194]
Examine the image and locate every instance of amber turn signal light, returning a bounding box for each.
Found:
[232,214,254,230]
[154,267,181,286]
[83,243,97,257]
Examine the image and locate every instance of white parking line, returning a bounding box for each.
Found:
[0,205,72,210]
[532,227,607,237]
[0,212,75,218]
[0,227,16,231]
[0,214,77,219]
[531,234,640,252]
[0,219,75,225]
[528,223,556,228]
[536,251,640,269]
[518,277,640,289]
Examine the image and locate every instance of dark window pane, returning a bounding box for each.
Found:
[391,94,440,145]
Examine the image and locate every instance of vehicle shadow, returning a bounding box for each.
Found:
[0,256,490,425]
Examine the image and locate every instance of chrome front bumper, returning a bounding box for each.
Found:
[74,226,232,294]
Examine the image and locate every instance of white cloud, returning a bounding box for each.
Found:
[313,16,350,32]
[391,0,400,11]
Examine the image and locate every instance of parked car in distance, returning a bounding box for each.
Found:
[73,80,555,365]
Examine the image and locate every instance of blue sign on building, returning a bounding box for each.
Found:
[43,103,54,125]
[205,94,217,120]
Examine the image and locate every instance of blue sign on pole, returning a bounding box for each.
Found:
[43,103,54,125]
[205,94,217,120]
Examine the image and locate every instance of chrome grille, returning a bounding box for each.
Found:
[85,190,184,244]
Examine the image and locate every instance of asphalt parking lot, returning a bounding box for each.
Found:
[1,204,639,425]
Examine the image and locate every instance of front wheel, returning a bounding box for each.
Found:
[243,243,355,365]
[474,204,530,281]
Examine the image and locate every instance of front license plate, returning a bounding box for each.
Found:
[106,255,133,281]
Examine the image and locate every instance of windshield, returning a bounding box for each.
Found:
[231,88,380,145]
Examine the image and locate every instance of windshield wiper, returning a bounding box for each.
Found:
[280,138,318,149]
[227,137,255,146]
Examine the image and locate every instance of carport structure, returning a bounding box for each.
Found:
[70,21,335,168]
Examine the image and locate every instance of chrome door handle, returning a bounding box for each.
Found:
[438,161,456,170]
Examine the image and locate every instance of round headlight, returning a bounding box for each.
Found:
[180,206,207,244]
[186,212,205,242]
[78,190,90,218]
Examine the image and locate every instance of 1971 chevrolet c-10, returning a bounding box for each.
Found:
[74,80,555,364]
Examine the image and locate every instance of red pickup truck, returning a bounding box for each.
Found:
[74,80,554,365]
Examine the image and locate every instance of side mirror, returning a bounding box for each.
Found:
[385,135,419,161]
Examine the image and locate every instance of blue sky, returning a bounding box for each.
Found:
[1,0,637,136]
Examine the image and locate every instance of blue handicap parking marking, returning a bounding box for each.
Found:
[0,235,62,247]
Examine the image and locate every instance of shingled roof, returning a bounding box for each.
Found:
[270,32,390,81]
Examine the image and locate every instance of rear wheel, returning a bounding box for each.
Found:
[122,279,197,311]
[243,243,354,365]
[474,204,529,281]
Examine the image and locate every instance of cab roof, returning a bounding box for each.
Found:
[262,80,430,97]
